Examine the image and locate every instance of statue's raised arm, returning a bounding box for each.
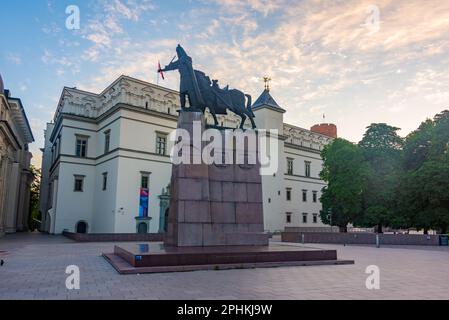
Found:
[159,59,179,73]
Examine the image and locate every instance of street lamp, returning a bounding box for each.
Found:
[327,209,333,232]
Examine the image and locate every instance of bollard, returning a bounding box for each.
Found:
[301,234,305,245]
[376,234,380,248]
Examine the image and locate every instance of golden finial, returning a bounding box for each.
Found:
[263,76,271,92]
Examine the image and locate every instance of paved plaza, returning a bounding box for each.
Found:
[0,233,448,300]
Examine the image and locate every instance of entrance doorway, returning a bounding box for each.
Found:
[164,208,169,232]
[76,221,88,234]
[137,222,148,234]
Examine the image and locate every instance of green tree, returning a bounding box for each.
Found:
[358,123,404,233]
[398,111,449,233]
[402,119,434,171]
[430,110,449,160]
[413,160,449,233]
[398,118,435,232]
[319,138,369,232]
[28,165,41,231]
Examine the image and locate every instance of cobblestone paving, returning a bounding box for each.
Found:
[0,233,448,300]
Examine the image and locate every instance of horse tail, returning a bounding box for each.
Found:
[245,94,254,117]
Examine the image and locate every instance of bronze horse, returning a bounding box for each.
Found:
[159,45,256,129]
[194,70,256,129]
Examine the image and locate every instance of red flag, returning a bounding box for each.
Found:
[158,61,165,80]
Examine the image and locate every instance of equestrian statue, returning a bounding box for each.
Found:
[158,45,256,129]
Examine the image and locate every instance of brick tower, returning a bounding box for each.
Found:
[310,123,337,138]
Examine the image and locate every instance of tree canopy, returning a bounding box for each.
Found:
[358,124,404,233]
[319,111,449,234]
[397,110,449,233]
[319,138,370,232]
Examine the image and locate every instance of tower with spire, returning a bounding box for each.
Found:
[251,78,287,232]
[252,76,286,133]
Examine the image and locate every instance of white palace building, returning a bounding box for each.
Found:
[39,75,337,235]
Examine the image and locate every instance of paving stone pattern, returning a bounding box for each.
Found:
[0,233,448,300]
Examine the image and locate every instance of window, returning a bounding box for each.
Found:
[302,213,308,224]
[104,130,111,154]
[313,191,318,203]
[74,175,85,192]
[313,214,318,224]
[286,188,292,201]
[75,135,89,158]
[286,213,292,224]
[141,173,149,189]
[102,173,108,191]
[156,133,167,155]
[302,190,308,202]
[305,161,311,177]
[287,158,294,175]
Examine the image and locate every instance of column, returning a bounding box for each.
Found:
[15,172,27,231]
[49,178,58,234]
[5,163,20,233]
[0,154,6,236]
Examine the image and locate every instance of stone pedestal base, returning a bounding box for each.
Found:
[164,111,269,247]
[103,243,354,274]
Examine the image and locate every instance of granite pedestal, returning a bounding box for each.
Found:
[164,111,269,247]
[103,242,353,274]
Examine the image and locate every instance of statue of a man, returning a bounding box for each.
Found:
[158,45,204,111]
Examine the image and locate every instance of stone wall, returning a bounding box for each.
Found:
[285,226,340,233]
[63,231,163,242]
[282,231,441,246]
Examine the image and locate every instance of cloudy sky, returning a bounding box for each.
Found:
[1,0,449,167]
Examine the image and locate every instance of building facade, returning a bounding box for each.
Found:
[39,75,336,235]
[0,74,35,237]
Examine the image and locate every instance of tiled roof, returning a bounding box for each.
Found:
[252,89,285,112]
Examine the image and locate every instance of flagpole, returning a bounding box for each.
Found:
[156,61,159,86]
